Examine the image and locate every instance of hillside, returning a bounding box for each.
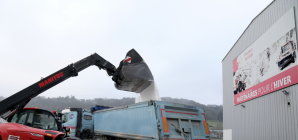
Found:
[0,96,223,123]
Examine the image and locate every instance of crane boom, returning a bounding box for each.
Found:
[0,53,116,118]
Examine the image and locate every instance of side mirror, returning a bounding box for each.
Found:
[58,113,63,118]
[57,113,63,122]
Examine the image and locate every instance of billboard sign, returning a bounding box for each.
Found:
[233,8,297,105]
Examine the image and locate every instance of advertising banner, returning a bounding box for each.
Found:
[233,8,297,105]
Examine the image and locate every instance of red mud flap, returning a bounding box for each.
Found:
[112,49,154,93]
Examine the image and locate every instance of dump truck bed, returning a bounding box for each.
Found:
[93,101,210,140]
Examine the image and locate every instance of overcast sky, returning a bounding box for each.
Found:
[0,0,273,105]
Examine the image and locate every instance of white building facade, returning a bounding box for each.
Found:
[222,0,298,140]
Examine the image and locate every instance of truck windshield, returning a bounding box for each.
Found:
[62,113,68,123]
[10,109,58,131]
[282,43,291,53]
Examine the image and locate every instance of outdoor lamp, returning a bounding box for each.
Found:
[282,90,289,95]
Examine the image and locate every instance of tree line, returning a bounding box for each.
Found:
[0,96,223,121]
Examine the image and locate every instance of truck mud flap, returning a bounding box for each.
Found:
[112,49,154,93]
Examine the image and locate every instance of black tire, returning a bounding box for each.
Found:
[80,129,92,139]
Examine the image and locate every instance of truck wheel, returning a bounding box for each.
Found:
[80,129,93,139]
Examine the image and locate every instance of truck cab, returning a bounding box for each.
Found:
[0,107,67,140]
[62,108,94,139]
[7,108,62,132]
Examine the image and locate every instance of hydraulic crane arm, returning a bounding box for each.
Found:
[0,53,116,118]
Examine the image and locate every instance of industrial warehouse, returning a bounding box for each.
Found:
[222,0,298,140]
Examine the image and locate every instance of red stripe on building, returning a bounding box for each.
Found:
[233,57,239,73]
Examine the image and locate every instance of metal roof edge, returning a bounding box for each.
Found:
[221,0,276,62]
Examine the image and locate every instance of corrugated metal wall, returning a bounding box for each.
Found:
[222,0,298,140]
